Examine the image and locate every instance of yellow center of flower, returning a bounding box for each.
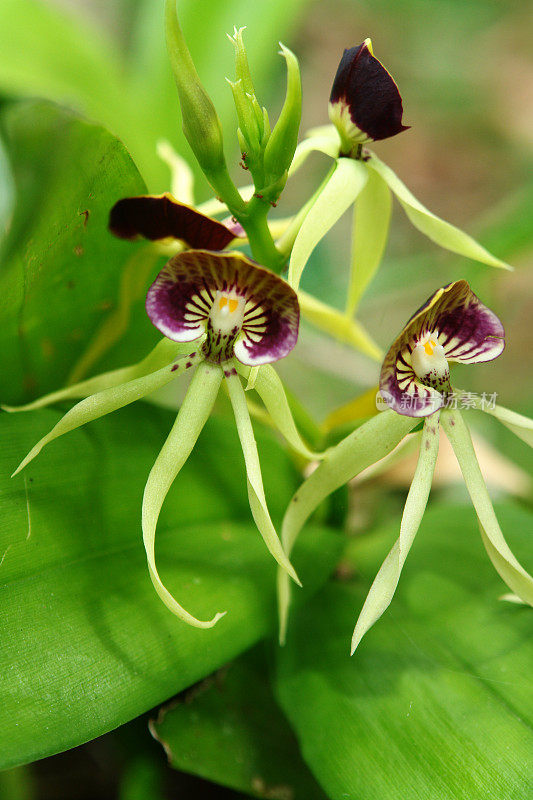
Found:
[411,334,450,390]
[219,296,239,314]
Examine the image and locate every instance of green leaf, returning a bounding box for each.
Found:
[151,645,326,800]
[346,166,392,315]
[288,158,368,290]
[0,100,150,404]
[351,413,440,653]
[0,403,340,770]
[441,409,533,606]
[276,504,533,800]
[368,154,512,270]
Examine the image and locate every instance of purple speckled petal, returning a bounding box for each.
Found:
[380,281,505,417]
[146,250,299,365]
[109,194,241,250]
[329,41,409,143]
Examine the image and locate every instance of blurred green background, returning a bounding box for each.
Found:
[0,0,531,797]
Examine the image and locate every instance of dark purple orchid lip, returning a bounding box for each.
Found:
[109,194,241,250]
[380,280,505,417]
[329,40,409,146]
[146,250,299,367]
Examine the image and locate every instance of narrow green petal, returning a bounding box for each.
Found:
[278,409,418,644]
[288,158,368,290]
[442,409,533,605]
[351,413,440,654]
[225,369,300,586]
[478,401,533,448]
[236,363,320,460]
[3,338,189,412]
[369,155,512,271]
[12,353,198,476]
[156,140,195,204]
[288,131,340,177]
[346,167,392,315]
[142,361,225,628]
[298,290,382,362]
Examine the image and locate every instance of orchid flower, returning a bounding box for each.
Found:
[286,39,512,315]
[5,249,322,629]
[277,280,533,652]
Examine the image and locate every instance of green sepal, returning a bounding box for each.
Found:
[297,290,382,362]
[235,362,321,461]
[346,166,392,315]
[142,361,225,628]
[441,409,533,606]
[351,413,440,654]
[12,352,200,476]
[368,154,512,270]
[288,158,368,290]
[2,337,190,413]
[225,368,300,586]
[278,409,418,644]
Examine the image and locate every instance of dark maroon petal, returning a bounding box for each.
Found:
[329,40,408,144]
[379,281,505,417]
[109,194,238,249]
[146,250,299,365]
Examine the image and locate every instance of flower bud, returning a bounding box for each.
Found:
[165,1,244,212]
[329,38,409,156]
[262,44,302,198]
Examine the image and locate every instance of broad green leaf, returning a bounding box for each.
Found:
[142,362,224,627]
[441,409,533,606]
[368,154,512,270]
[276,504,533,800]
[226,371,300,585]
[0,100,150,404]
[346,166,392,315]
[0,0,127,131]
[288,158,368,290]
[351,413,440,653]
[278,410,418,644]
[151,645,326,800]
[0,403,340,769]
[297,290,383,362]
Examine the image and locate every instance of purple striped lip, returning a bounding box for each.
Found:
[146,250,299,366]
[379,280,505,417]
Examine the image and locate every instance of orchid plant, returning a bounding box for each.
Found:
[278,280,533,652]
[4,0,530,655]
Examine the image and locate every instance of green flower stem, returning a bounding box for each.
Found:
[142,360,225,628]
[239,197,286,273]
[441,409,533,605]
[350,412,441,654]
[225,368,300,585]
[278,409,418,644]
